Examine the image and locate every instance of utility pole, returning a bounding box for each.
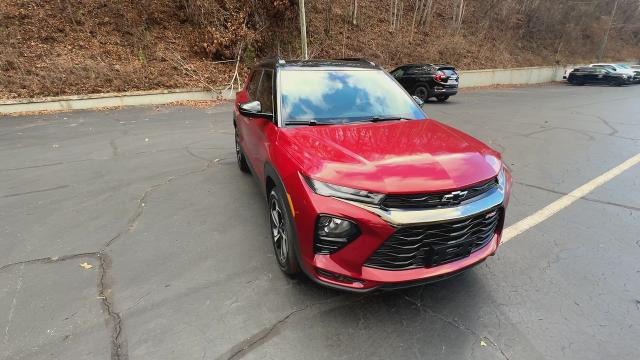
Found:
[299,0,309,59]
[598,0,619,62]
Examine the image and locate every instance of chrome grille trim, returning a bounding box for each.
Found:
[339,184,505,226]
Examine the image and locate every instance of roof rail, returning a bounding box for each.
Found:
[334,58,376,66]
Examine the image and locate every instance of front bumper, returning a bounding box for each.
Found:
[288,170,512,292]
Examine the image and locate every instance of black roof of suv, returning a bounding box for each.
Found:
[255,58,381,70]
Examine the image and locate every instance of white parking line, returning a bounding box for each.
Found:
[502,152,640,243]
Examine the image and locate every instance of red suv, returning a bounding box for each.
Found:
[234,58,511,292]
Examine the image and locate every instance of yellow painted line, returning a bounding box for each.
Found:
[502,152,640,243]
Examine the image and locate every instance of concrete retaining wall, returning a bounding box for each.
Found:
[458,65,571,88]
[0,88,234,115]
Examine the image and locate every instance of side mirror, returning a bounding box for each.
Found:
[238,101,273,119]
[412,96,425,106]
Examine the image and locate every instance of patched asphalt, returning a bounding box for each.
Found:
[1,84,639,359]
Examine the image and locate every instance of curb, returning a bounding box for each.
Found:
[0,88,234,115]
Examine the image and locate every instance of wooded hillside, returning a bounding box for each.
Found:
[1,0,639,98]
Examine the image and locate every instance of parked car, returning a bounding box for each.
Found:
[632,65,640,82]
[390,64,459,102]
[234,58,511,292]
[562,67,574,80]
[567,67,628,86]
[615,64,640,83]
[590,63,634,83]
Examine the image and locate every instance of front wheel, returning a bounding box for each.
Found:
[436,95,450,102]
[268,188,300,275]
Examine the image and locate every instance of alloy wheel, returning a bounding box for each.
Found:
[269,193,288,266]
[235,129,241,164]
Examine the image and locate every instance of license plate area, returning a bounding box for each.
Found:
[424,240,473,267]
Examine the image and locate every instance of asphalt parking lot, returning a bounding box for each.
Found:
[1,84,639,360]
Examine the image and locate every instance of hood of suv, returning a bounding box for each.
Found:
[280,119,502,194]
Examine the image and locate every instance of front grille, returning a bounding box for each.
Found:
[364,207,502,270]
[381,178,497,209]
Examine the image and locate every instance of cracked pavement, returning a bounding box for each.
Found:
[1,84,639,359]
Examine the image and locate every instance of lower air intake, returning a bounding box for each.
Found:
[364,207,502,270]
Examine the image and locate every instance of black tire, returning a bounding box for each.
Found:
[268,187,300,275]
[436,95,450,102]
[414,86,430,101]
[234,126,250,173]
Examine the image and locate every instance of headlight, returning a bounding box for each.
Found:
[305,177,384,205]
[497,165,507,188]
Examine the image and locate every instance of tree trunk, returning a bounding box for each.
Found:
[351,0,358,26]
[598,0,619,61]
[325,0,332,36]
[392,0,399,30]
[453,0,464,29]
[419,0,432,30]
[410,0,421,42]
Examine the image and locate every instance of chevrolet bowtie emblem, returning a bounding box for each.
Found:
[441,190,468,203]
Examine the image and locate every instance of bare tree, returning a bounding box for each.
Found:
[391,0,399,30]
[351,0,358,25]
[418,0,433,30]
[598,0,620,61]
[452,0,465,30]
[325,0,332,36]
[410,0,420,41]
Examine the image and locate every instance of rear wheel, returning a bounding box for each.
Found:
[414,86,429,101]
[436,95,450,102]
[235,127,250,173]
[268,187,300,275]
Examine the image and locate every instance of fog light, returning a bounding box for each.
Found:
[314,215,360,254]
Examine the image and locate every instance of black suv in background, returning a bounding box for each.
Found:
[567,67,628,86]
[390,64,459,102]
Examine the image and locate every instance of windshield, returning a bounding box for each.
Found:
[616,64,629,69]
[279,69,425,124]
